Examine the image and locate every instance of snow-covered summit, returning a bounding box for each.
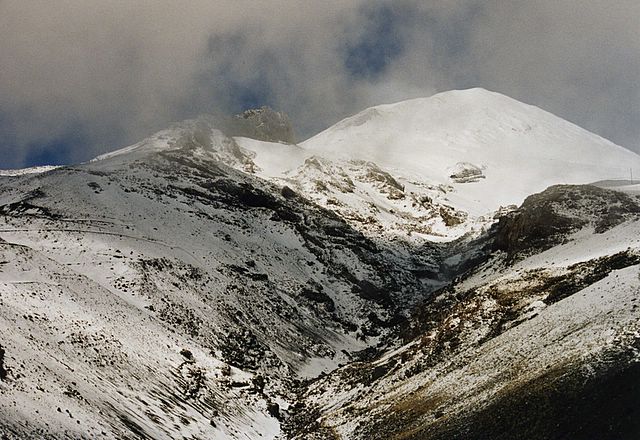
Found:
[302,88,640,214]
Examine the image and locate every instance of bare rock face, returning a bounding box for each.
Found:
[449,162,485,183]
[229,106,295,144]
[492,184,640,257]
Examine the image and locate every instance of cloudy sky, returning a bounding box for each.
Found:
[1,0,638,168]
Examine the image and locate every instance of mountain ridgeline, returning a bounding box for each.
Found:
[1,89,639,439]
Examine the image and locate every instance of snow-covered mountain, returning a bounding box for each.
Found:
[1,89,639,439]
[235,89,640,241]
[0,125,432,438]
[302,88,640,213]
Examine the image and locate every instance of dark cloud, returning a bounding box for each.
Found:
[0,1,638,168]
[466,0,640,149]
[344,4,407,79]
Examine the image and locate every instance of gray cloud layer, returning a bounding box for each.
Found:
[1,1,638,168]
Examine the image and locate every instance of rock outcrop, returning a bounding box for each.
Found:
[228,106,296,144]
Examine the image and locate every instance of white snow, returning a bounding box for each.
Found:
[234,137,307,177]
[302,88,640,215]
[91,128,184,162]
[0,165,61,176]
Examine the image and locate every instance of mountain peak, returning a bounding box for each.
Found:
[301,89,640,213]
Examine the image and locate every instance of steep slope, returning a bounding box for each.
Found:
[287,185,640,440]
[0,122,430,439]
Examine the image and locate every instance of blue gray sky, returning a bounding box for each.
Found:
[1,0,639,168]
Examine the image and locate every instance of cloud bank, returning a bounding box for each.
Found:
[0,0,638,168]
